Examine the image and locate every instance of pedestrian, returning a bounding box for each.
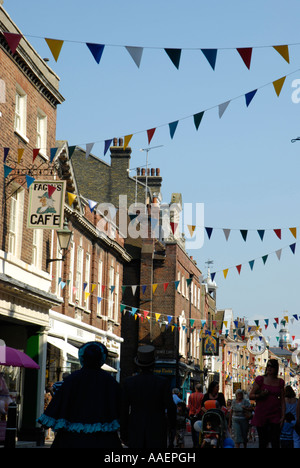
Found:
[284,385,300,448]
[43,384,53,440]
[38,341,122,448]
[280,412,295,448]
[249,359,285,448]
[188,383,204,448]
[201,381,226,413]
[169,388,182,447]
[172,388,182,404]
[228,389,252,448]
[175,401,187,448]
[120,344,176,449]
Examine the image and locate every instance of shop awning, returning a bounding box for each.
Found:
[47,336,117,373]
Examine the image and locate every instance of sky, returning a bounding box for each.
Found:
[5,0,300,346]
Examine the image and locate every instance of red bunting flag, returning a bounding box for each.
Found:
[4,32,22,54]
[33,148,40,162]
[236,264,242,275]
[274,229,281,239]
[237,48,253,69]
[163,283,169,292]
[147,128,156,144]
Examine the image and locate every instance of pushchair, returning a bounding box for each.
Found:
[199,409,228,448]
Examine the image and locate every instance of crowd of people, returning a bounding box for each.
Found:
[37,345,300,449]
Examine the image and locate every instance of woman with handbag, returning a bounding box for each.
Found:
[228,389,252,448]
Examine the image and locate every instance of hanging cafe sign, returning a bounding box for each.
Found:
[27,180,66,229]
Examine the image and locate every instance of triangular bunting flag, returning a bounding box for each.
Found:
[262,254,268,264]
[170,222,178,235]
[68,146,76,158]
[85,143,94,159]
[104,139,112,155]
[169,121,179,139]
[205,227,213,239]
[289,227,297,239]
[17,148,24,164]
[110,285,115,293]
[142,285,147,294]
[152,284,158,294]
[237,48,252,69]
[240,230,248,241]
[249,260,255,270]
[45,38,64,62]
[32,148,40,162]
[48,185,56,197]
[120,304,126,313]
[223,229,230,241]
[125,46,143,68]
[163,283,169,292]
[257,230,265,241]
[155,313,161,322]
[124,134,132,149]
[4,32,22,54]
[211,272,216,281]
[3,147,9,163]
[164,48,181,69]
[25,175,35,188]
[147,128,156,144]
[86,43,105,64]
[4,165,12,178]
[187,225,196,237]
[219,101,230,118]
[273,45,289,63]
[50,147,57,163]
[131,285,137,295]
[223,269,229,279]
[193,111,204,130]
[290,243,296,254]
[273,76,286,96]
[245,89,257,107]
[66,192,76,206]
[174,280,180,290]
[201,49,217,70]
[275,249,282,260]
[186,278,192,287]
[88,199,98,213]
[236,264,242,275]
[274,229,281,239]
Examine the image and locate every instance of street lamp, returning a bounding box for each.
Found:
[46,219,72,267]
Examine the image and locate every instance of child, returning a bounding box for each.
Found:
[280,412,295,448]
[176,401,187,448]
[201,418,219,448]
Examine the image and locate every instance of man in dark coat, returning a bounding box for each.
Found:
[120,345,176,449]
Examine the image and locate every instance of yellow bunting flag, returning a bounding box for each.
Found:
[273,45,289,63]
[17,148,24,163]
[289,227,297,239]
[273,76,286,96]
[67,192,77,206]
[152,284,158,294]
[284,316,289,323]
[155,313,161,322]
[91,284,96,293]
[123,134,133,149]
[84,292,90,300]
[223,268,229,279]
[45,38,64,62]
[187,225,196,237]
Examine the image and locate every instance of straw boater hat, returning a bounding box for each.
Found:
[134,345,156,367]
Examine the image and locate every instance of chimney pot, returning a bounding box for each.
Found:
[151,168,155,176]
[156,168,160,176]
[113,137,118,146]
[141,168,145,175]
[137,167,141,176]
[119,138,123,146]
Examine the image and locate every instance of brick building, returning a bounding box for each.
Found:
[0,6,64,440]
[71,139,215,393]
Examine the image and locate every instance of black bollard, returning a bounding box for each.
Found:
[4,402,17,448]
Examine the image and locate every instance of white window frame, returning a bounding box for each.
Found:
[75,246,83,305]
[36,109,47,159]
[179,311,187,357]
[32,228,43,268]
[68,241,75,302]
[14,85,28,143]
[97,259,103,316]
[114,271,119,322]
[84,252,91,311]
[8,185,24,258]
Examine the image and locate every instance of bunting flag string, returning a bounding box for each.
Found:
[62,278,300,338]
[3,30,293,69]
[45,66,297,157]
[188,225,299,242]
